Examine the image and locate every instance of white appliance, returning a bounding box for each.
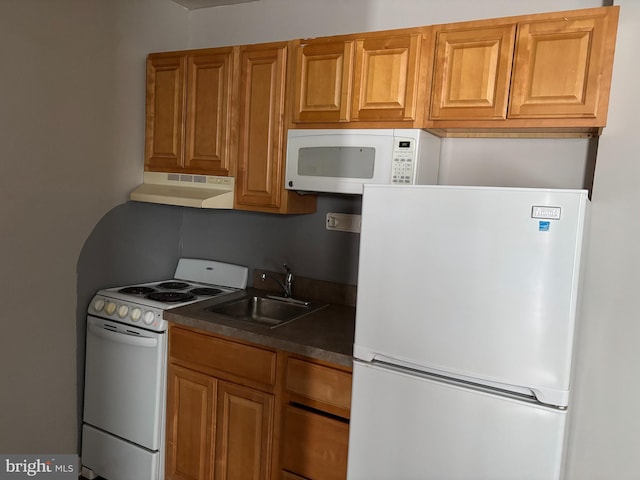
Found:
[130,171,235,209]
[285,129,440,194]
[347,184,589,480]
[81,258,248,480]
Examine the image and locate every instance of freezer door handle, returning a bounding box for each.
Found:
[88,323,158,348]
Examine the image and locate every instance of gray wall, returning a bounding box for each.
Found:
[565,1,640,477]
[0,0,116,453]
[0,0,189,454]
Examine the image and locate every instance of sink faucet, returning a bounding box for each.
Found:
[261,264,293,297]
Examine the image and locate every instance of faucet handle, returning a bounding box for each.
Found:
[283,263,291,274]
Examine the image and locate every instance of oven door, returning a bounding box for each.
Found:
[83,315,166,450]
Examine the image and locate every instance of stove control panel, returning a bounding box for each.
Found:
[88,295,166,331]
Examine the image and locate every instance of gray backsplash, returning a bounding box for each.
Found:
[180,194,362,287]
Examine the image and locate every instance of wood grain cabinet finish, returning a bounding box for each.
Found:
[166,325,354,480]
[215,381,274,480]
[281,471,308,480]
[145,48,236,175]
[509,10,615,120]
[281,356,352,480]
[166,326,278,480]
[281,405,349,480]
[426,6,619,135]
[166,364,215,480]
[285,357,352,419]
[430,25,516,120]
[351,33,423,122]
[291,29,427,127]
[235,41,316,214]
[145,53,185,171]
[292,39,355,123]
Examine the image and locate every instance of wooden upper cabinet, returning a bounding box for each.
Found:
[145,54,186,171]
[425,6,619,135]
[292,39,354,123]
[509,10,616,119]
[430,25,516,120]
[291,29,427,127]
[184,51,235,175]
[235,42,288,210]
[351,33,422,122]
[145,48,236,176]
[235,41,316,214]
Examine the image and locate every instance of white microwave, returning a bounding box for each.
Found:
[285,129,441,195]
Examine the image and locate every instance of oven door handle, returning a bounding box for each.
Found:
[88,323,159,348]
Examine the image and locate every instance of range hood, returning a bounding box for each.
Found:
[130,172,234,209]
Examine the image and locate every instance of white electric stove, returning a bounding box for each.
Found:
[81,258,248,480]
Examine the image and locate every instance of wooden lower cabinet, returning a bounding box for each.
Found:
[166,325,352,480]
[166,364,274,480]
[281,406,349,480]
[166,364,216,480]
[281,356,352,480]
[215,381,274,479]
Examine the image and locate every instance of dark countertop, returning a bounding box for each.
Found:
[164,288,356,368]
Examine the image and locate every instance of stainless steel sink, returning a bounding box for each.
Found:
[207,295,326,328]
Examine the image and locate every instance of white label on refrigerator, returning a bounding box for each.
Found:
[532,206,561,220]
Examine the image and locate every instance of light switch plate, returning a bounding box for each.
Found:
[326,213,361,233]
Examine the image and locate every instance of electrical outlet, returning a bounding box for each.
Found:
[326,213,361,233]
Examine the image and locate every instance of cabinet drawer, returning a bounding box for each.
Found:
[282,405,349,480]
[169,326,277,387]
[285,358,352,414]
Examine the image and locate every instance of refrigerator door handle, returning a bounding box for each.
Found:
[367,357,567,410]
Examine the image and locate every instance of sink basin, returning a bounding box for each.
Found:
[207,295,326,328]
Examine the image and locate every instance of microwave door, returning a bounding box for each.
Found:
[285,129,396,194]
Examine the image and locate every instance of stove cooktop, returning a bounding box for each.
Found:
[87,258,249,331]
[104,278,238,307]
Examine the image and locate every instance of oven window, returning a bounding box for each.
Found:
[298,146,375,178]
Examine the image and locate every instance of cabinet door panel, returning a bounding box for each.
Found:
[293,40,354,123]
[236,44,287,209]
[145,54,186,170]
[185,50,235,175]
[352,34,421,121]
[509,13,609,118]
[215,381,274,480]
[430,25,515,120]
[166,364,216,480]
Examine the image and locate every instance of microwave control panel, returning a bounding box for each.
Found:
[391,137,417,184]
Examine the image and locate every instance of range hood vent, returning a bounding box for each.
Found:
[130,172,234,209]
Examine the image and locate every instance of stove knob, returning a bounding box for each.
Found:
[131,308,142,322]
[143,311,155,326]
[105,302,117,316]
[117,305,129,319]
[92,298,106,312]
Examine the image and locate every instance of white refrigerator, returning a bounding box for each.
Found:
[347,184,589,480]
